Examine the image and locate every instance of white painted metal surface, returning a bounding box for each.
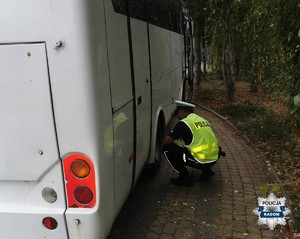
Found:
[0,0,184,238]
[0,43,58,181]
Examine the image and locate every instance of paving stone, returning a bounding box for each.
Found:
[108,106,287,239]
[163,223,177,234]
[160,233,174,239]
[146,232,160,239]
[174,228,194,239]
[150,226,163,234]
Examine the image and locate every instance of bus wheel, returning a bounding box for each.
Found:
[149,123,164,175]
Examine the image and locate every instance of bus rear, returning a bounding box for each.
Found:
[0,34,68,238]
[0,0,186,238]
[0,1,114,238]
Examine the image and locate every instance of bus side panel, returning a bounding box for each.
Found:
[130,18,152,180]
[149,25,173,86]
[61,1,116,239]
[104,0,132,110]
[112,104,134,214]
[148,25,184,164]
[104,0,135,219]
[170,31,185,104]
[149,24,184,122]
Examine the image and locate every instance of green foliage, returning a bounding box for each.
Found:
[294,95,300,106]
[290,107,300,128]
[183,0,300,100]
[261,183,282,198]
[289,95,300,128]
[276,0,300,97]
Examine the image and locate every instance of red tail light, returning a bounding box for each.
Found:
[63,153,96,208]
[42,217,58,230]
[74,186,94,204]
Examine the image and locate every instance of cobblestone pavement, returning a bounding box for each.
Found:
[108,106,286,239]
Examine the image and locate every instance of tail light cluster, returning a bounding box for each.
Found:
[63,153,96,208]
[43,217,58,230]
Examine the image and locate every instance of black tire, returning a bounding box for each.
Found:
[147,122,164,175]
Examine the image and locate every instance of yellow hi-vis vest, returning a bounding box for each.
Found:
[181,113,219,163]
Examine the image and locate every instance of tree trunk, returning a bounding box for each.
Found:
[222,28,236,101]
[194,18,202,84]
[202,20,207,78]
[290,51,300,98]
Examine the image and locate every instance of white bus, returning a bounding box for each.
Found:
[0,0,189,238]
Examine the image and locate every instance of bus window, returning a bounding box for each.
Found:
[128,0,146,21]
[146,0,170,30]
[112,0,183,34]
[112,0,127,15]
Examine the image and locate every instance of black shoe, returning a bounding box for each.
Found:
[171,176,193,187]
[200,170,215,181]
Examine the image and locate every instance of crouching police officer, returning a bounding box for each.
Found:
[163,101,224,186]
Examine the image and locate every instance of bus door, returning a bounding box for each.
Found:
[104,0,135,214]
[128,1,152,180]
[0,43,67,238]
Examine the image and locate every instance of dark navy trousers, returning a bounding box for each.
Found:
[162,143,217,177]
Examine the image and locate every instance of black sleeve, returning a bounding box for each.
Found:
[169,121,193,145]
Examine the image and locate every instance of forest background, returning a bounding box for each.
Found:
[182,0,300,234]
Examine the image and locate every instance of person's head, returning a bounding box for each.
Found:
[174,101,195,120]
